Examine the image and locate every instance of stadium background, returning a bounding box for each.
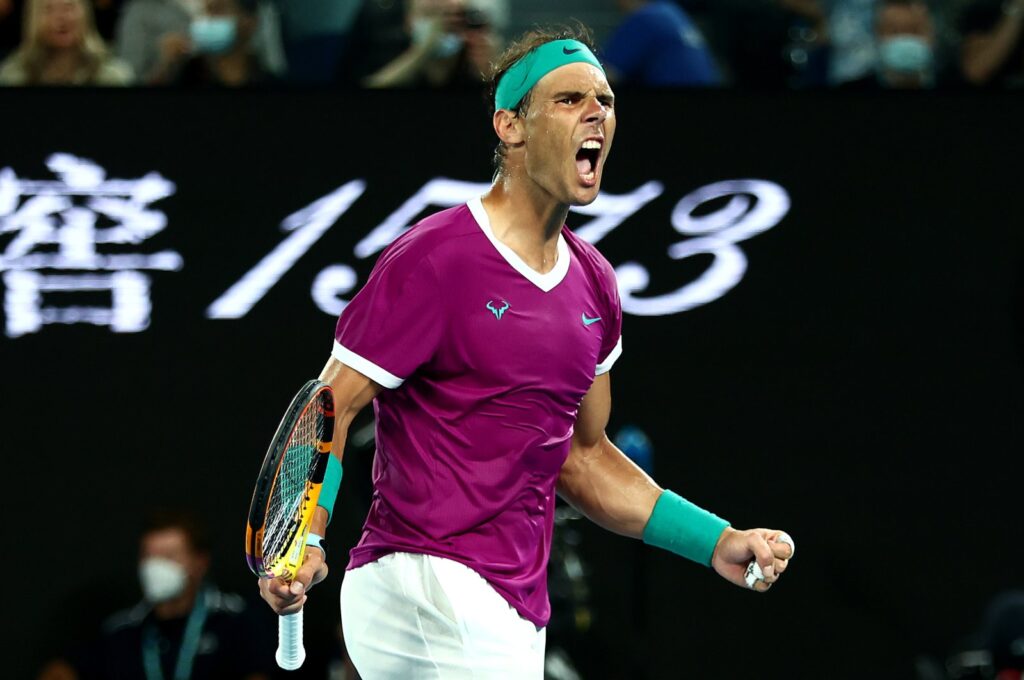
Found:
[3,88,1023,678]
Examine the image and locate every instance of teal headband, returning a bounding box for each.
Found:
[495,39,604,112]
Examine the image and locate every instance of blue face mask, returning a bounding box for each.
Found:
[877,35,933,74]
[190,17,237,54]
[411,18,463,58]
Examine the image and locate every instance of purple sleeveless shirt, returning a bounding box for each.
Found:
[333,198,623,627]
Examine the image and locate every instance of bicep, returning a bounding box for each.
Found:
[318,356,383,428]
[573,372,611,449]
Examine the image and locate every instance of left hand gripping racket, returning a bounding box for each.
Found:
[245,380,335,670]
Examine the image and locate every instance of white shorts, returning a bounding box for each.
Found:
[340,552,546,679]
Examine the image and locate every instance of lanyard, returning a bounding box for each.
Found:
[141,588,209,680]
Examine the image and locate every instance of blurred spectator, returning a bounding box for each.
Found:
[823,0,877,85]
[37,509,273,680]
[362,0,499,88]
[601,0,722,87]
[0,0,133,85]
[704,0,824,87]
[957,0,1024,87]
[173,0,277,86]
[273,0,362,84]
[115,0,282,84]
[839,0,938,88]
[335,0,407,84]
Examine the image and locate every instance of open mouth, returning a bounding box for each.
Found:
[575,139,602,185]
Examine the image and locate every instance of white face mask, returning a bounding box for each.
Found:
[139,557,188,603]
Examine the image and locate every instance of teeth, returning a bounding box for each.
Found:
[582,171,595,182]
[581,140,602,149]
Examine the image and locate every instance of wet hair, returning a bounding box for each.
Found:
[141,508,211,554]
[486,23,598,177]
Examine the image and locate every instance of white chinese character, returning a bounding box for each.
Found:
[0,153,182,337]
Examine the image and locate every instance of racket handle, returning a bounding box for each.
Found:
[276,610,306,670]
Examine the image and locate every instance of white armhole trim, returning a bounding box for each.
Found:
[595,336,623,376]
[332,341,404,389]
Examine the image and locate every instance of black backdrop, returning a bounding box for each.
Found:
[2,88,1022,679]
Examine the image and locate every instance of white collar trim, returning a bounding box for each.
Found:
[467,197,570,292]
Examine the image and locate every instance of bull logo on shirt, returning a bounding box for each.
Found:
[486,300,510,320]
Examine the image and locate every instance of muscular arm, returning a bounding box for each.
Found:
[305,357,382,538]
[556,373,662,538]
[260,357,381,614]
[558,372,796,592]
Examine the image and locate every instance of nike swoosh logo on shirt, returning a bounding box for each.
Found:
[582,314,601,326]
[563,47,583,55]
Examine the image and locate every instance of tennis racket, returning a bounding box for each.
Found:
[245,379,335,670]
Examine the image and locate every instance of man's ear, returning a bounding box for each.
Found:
[493,108,525,148]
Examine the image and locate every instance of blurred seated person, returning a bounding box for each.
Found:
[114,0,191,83]
[841,0,938,89]
[364,0,498,88]
[957,0,1024,87]
[602,0,722,86]
[0,0,133,84]
[170,0,276,86]
[37,509,273,680]
[115,0,281,84]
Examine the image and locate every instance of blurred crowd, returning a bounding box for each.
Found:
[1,0,1023,88]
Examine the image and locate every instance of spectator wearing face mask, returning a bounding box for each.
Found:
[36,509,273,680]
[0,0,133,85]
[840,0,938,88]
[172,0,276,86]
[957,0,1024,87]
[363,0,501,88]
[114,0,282,84]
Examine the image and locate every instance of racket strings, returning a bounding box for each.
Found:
[264,405,321,568]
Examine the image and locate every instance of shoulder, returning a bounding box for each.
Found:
[563,227,616,282]
[101,601,149,634]
[96,58,135,85]
[204,587,248,616]
[378,203,478,266]
[206,587,247,614]
[0,55,27,85]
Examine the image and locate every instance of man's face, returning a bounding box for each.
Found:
[518,62,616,207]
[140,528,207,585]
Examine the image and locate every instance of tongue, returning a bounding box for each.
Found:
[576,156,593,175]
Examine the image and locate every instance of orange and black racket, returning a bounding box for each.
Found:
[245,380,334,670]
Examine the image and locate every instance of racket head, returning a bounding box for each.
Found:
[246,380,334,580]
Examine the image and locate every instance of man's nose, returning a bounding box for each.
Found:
[582,96,608,125]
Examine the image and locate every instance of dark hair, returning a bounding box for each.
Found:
[141,508,211,553]
[486,23,598,176]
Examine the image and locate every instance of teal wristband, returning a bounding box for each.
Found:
[642,490,730,567]
[317,455,343,524]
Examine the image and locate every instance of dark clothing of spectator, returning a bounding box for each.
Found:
[93,0,125,42]
[335,0,407,84]
[175,53,276,87]
[69,586,273,680]
[0,0,22,60]
[602,0,721,86]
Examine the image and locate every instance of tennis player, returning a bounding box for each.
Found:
[259,26,795,678]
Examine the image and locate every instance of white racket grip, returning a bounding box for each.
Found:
[276,610,306,670]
